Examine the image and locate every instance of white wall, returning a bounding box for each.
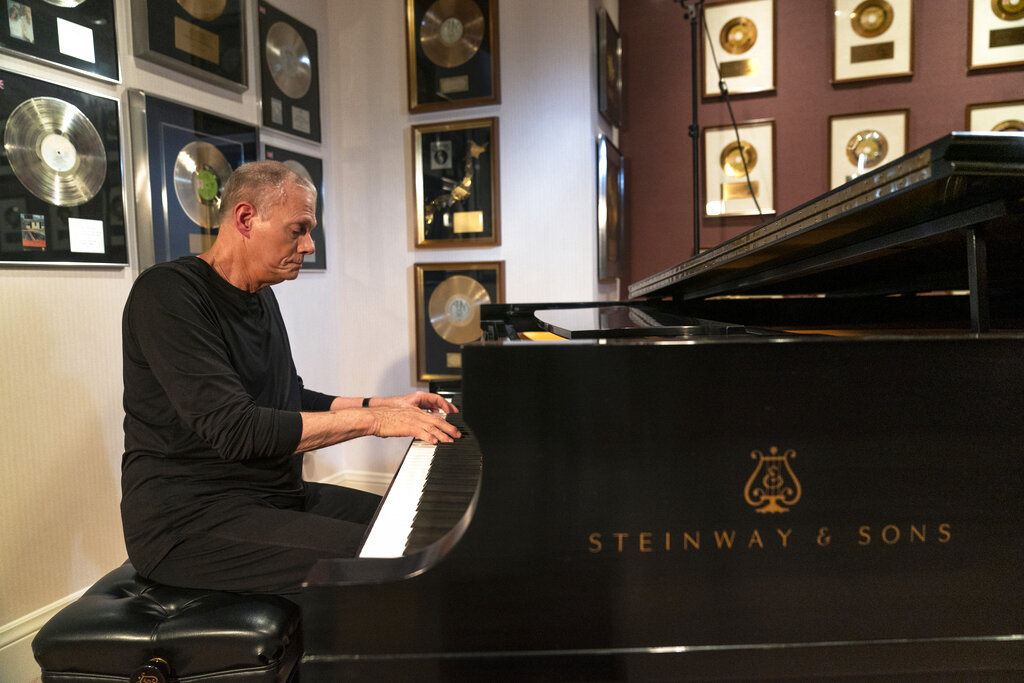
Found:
[1,0,615,679]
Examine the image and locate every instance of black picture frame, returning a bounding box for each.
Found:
[131,0,247,92]
[597,7,622,128]
[597,135,625,282]
[258,1,321,142]
[0,67,126,266]
[261,144,326,271]
[1,0,119,82]
[406,0,500,113]
[128,91,258,269]
[414,260,504,381]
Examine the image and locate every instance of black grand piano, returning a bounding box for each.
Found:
[302,133,1024,681]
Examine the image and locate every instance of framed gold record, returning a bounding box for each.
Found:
[966,99,1024,131]
[828,109,908,190]
[832,0,913,83]
[702,0,775,98]
[407,0,500,113]
[702,120,775,217]
[969,0,1024,70]
[414,261,504,381]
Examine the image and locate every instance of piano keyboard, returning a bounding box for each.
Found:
[359,412,480,558]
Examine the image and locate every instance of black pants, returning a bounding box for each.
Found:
[145,482,381,596]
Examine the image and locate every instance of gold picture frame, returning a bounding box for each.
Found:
[702,120,775,217]
[969,0,1024,71]
[702,0,775,98]
[966,99,1024,131]
[406,0,500,113]
[832,0,914,83]
[413,117,500,248]
[414,261,505,381]
[828,109,908,190]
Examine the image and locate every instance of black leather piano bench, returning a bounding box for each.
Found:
[31,563,301,683]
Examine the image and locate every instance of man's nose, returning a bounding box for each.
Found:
[299,232,315,254]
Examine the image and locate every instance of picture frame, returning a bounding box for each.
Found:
[0,67,127,266]
[1,0,119,82]
[702,0,774,98]
[966,99,1024,131]
[258,1,321,142]
[702,120,775,217]
[832,0,913,83]
[406,0,500,113]
[828,108,908,190]
[597,7,622,128]
[261,144,326,271]
[597,135,625,282]
[128,91,258,269]
[969,0,1024,71]
[414,261,505,381]
[413,117,500,248]
[131,0,248,92]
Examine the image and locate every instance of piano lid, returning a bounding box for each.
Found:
[629,132,1024,302]
[534,305,746,339]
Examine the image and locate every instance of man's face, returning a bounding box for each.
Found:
[245,182,316,287]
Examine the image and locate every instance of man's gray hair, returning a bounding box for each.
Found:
[218,160,317,223]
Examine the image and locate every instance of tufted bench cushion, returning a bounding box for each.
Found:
[32,563,301,683]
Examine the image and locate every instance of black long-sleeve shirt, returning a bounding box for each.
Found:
[120,256,333,574]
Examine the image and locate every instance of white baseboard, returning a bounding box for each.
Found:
[326,469,394,496]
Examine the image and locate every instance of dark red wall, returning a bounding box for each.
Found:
[620,0,1024,287]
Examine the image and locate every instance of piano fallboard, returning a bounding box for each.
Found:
[302,334,1024,681]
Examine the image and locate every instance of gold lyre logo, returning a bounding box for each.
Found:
[744,446,802,513]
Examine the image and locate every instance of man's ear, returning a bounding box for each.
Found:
[232,201,257,239]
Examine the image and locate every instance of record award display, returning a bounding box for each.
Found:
[828,108,907,189]
[0,68,126,265]
[128,91,257,268]
[131,0,247,91]
[702,0,775,97]
[414,261,504,381]
[597,134,624,282]
[702,119,775,217]
[262,144,325,270]
[967,99,1024,131]
[832,0,913,83]
[407,0,500,113]
[1,0,119,82]
[597,7,622,128]
[970,0,1024,70]
[258,1,321,141]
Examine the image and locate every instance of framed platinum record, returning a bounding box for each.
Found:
[128,91,257,269]
[262,144,326,271]
[258,1,321,142]
[1,67,126,266]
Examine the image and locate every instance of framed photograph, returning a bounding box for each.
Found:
[1,0,119,82]
[0,67,126,266]
[702,120,775,217]
[967,99,1024,131]
[413,117,499,248]
[128,91,258,269]
[702,0,774,98]
[406,0,500,113]
[828,109,908,190]
[131,0,247,91]
[597,135,625,281]
[969,0,1024,71]
[258,1,321,141]
[262,144,326,271]
[597,7,622,127]
[414,261,504,381]
[832,0,913,83]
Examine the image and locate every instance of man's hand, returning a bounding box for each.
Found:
[374,391,458,415]
[367,405,460,444]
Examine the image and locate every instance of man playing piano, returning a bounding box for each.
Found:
[119,160,460,596]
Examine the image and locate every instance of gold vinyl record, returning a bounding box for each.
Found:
[281,159,314,185]
[3,96,107,208]
[173,141,231,229]
[720,140,758,176]
[176,0,227,22]
[265,21,313,100]
[992,0,1024,21]
[993,119,1024,131]
[845,129,888,168]
[429,274,490,344]
[851,1,894,38]
[719,17,757,55]
[420,0,485,68]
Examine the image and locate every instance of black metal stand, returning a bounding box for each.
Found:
[681,1,703,256]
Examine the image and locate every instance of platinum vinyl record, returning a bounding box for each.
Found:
[720,140,758,176]
[3,96,107,207]
[846,129,888,168]
[265,21,312,99]
[420,0,484,68]
[851,1,894,38]
[172,141,231,228]
[429,274,490,344]
[282,159,314,184]
[719,16,758,55]
[176,0,227,22]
